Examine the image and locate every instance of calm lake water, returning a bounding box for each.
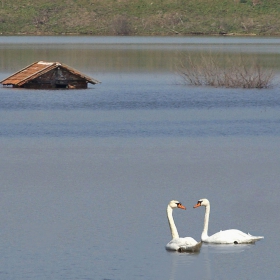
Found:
[0,36,280,280]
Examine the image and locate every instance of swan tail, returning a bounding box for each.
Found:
[248,233,264,241]
[234,235,264,244]
[251,236,264,241]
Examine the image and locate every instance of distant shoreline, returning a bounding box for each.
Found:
[0,33,279,37]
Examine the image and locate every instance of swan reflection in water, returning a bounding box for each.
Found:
[168,243,253,280]
[203,243,253,254]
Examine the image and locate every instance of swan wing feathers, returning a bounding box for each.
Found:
[205,229,264,244]
[166,237,199,251]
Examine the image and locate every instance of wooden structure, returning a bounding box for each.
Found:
[0,61,100,89]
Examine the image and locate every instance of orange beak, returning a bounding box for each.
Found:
[177,204,186,210]
[193,203,201,208]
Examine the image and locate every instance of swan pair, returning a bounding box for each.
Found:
[166,198,263,252]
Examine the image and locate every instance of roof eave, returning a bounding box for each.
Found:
[59,63,100,84]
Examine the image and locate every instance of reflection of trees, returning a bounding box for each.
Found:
[0,45,280,74]
[0,47,178,73]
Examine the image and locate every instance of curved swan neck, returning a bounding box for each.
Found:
[202,203,210,241]
[167,205,179,239]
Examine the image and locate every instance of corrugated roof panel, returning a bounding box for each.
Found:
[1,62,56,86]
[37,61,55,66]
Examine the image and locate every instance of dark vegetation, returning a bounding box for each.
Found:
[0,0,279,36]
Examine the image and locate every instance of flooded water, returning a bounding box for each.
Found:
[0,36,280,280]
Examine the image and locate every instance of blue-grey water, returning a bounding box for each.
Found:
[0,36,280,280]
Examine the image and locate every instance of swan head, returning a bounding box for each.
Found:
[168,200,186,210]
[193,198,209,208]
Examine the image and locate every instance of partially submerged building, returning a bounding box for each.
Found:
[0,61,100,89]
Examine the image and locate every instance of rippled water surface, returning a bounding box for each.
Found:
[0,36,279,280]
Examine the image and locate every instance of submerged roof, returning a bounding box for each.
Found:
[0,61,100,86]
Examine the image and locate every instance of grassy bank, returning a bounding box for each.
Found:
[0,0,279,36]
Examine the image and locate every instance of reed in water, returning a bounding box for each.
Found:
[178,54,274,89]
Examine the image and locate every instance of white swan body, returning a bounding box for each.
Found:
[193,198,264,244]
[166,200,201,252]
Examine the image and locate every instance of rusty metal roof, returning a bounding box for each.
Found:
[1,61,100,86]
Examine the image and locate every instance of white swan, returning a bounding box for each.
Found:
[166,200,202,252]
[193,198,264,244]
